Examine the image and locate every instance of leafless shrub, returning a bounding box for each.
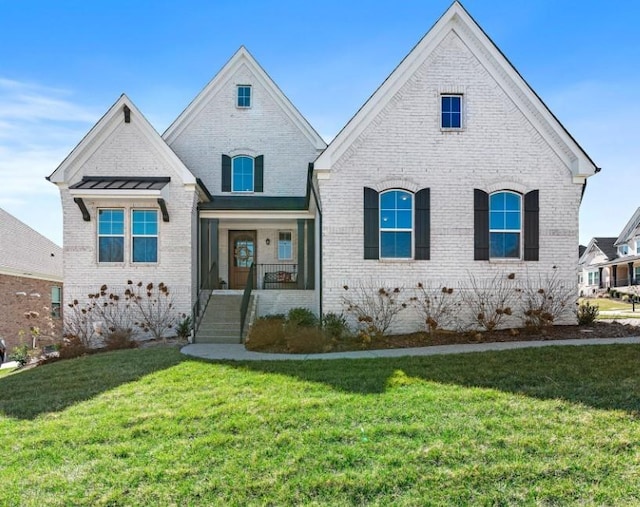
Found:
[342,283,408,343]
[459,272,516,332]
[125,281,178,342]
[519,270,575,331]
[411,283,461,334]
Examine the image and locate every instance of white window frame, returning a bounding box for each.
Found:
[131,209,159,264]
[440,94,463,130]
[237,85,252,108]
[97,208,125,263]
[588,271,600,286]
[277,231,293,261]
[379,189,414,260]
[51,286,62,319]
[489,191,522,260]
[232,155,255,193]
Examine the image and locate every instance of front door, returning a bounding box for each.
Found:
[229,230,256,289]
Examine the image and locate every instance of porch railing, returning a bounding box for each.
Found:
[240,262,255,340]
[256,263,300,290]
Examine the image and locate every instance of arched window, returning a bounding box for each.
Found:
[489,191,521,258]
[232,156,254,192]
[380,190,413,258]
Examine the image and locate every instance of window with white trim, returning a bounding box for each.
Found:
[98,209,124,262]
[441,94,462,129]
[380,189,413,258]
[489,191,521,258]
[619,244,629,256]
[237,85,251,108]
[51,286,62,319]
[132,210,158,263]
[232,156,254,192]
[588,271,600,286]
[278,231,293,260]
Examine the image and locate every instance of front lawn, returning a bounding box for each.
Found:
[582,297,636,312]
[2,346,640,505]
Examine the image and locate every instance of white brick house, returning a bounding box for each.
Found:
[314,2,598,332]
[49,2,598,340]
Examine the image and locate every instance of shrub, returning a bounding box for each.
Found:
[285,326,329,354]
[577,301,599,326]
[622,294,631,303]
[9,344,30,367]
[176,315,192,340]
[460,273,516,332]
[58,336,91,360]
[412,284,460,334]
[519,271,574,332]
[322,312,350,340]
[104,330,138,351]
[342,283,408,339]
[245,317,286,351]
[287,307,318,328]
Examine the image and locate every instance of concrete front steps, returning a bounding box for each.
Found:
[195,293,253,344]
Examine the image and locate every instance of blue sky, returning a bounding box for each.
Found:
[0,0,638,247]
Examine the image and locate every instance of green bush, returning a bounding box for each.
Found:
[9,344,30,367]
[287,307,318,328]
[176,315,192,340]
[577,301,599,326]
[245,317,286,351]
[322,312,350,340]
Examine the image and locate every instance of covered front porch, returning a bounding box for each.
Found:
[598,258,640,289]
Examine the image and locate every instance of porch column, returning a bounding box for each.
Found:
[200,218,219,289]
[598,267,604,288]
[306,219,315,290]
[612,265,618,288]
[297,219,305,289]
[629,262,635,285]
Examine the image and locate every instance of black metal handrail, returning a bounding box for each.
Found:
[192,262,217,338]
[240,262,255,341]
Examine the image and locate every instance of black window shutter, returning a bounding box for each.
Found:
[414,188,430,260]
[364,187,379,260]
[254,155,264,192]
[524,190,539,261]
[474,189,489,260]
[221,155,231,192]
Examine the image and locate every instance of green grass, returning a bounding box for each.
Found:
[3,346,640,505]
[0,366,17,378]
[581,297,636,312]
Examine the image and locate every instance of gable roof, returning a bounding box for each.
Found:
[314,1,598,181]
[47,94,195,185]
[163,46,326,151]
[584,237,618,262]
[614,207,640,245]
[0,208,62,281]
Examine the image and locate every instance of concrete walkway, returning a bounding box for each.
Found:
[181,336,640,362]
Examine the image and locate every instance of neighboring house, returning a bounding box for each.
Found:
[49,1,598,339]
[314,1,597,331]
[579,208,640,296]
[0,208,63,355]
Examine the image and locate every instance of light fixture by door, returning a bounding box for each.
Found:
[265,238,271,245]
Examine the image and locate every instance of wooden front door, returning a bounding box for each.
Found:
[229,230,256,290]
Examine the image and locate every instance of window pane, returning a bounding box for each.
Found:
[504,192,520,210]
[490,192,505,210]
[237,86,251,107]
[504,211,520,230]
[133,237,158,263]
[232,156,254,191]
[490,211,504,230]
[278,232,292,260]
[132,210,157,235]
[380,210,395,229]
[490,232,520,258]
[381,232,411,258]
[99,237,124,262]
[396,210,412,229]
[396,192,412,209]
[380,191,396,209]
[98,209,124,235]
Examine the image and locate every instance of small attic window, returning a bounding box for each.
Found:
[441,95,462,129]
[123,105,131,123]
[237,85,251,108]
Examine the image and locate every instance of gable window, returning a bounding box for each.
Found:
[98,209,124,262]
[232,156,255,192]
[237,85,251,108]
[278,231,293,260]
[132,210,158,263]
[51,286,62,319]
[441,95,462,129]
[619,244,629,256]
[380,190,413,258]
[489,191,521,258]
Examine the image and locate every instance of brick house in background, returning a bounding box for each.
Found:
[0,208,63,356]
[48,1,598,341]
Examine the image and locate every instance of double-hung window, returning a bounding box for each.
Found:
[237,85,251,108]
[132,210,158,263]
[278,231,292,260]
[588,271,600,286]
[232,156,254,192]
[51,286,62,319]
[98,209,124,262]
[441,95,462,129]
[489,191,521,258]
[380,190,413,258]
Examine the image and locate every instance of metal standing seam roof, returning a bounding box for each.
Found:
[69,176,171,191]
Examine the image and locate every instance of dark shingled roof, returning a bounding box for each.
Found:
[70,176,170,191]
[579,244,587,258]
[593,237,618,261]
